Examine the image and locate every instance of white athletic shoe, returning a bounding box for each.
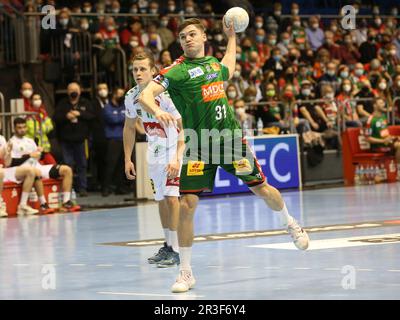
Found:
[287,219,309,250]
[171,270,196,293]
[0,201,7,217]
[17,204,39,216]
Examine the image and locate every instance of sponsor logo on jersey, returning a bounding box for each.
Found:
[206,72,218,81]
[233,158,253,175]
[210,62,221,71]
[154,74,169,88]
[166,177,180,187]
[201,81,226,102]
[188,67,204,79]
[143,122,167,138]
[187,160,205,176]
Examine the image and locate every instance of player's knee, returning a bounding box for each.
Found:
[60,165,72,177]
[165,196,179,207]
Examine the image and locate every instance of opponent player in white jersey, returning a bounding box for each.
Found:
[9,117,81,213]
[124,52,185,268]
[0,134,39,216]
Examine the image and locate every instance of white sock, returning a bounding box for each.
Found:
[179,247,192,271]
[39,196,46,205]
[169,230,179,253]
[20,192,29,206]
[275,203,294,227]
[163,228,170,246]
[63,192,71,203]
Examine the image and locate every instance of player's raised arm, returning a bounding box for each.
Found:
[138,81,175,128]
[221,17,237,80]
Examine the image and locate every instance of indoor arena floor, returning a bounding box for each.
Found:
[1,183,400,300]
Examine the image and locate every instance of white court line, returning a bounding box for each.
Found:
[388,270,400,272]
[206,265,221,268]
[96,264,113,267]
[293,267,311,270]
[264,267,280,270]
[13,264,29,267]
[124,265,139,267]
[324,268,341,271]
[98,291,204,298]
[357,269,373,271]
[233,266,251,269]
[69,264,86,267]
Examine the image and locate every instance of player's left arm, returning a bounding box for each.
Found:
[221,17,236,80]
[3,142,12,167]
[166,118,185,179]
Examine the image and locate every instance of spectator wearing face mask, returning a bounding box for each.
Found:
[290,16,307,51]
[336,80,362,127]
[279,67,299,94]
[233,99,253,128]
[157,16,175,50]
[359,29,379,64]
[337,65,351,85]
[245,15,265,40]
[319,84,339,126]
[318,62,340,96]
[102,87,128,196]
[317,30,343,64]
[109,0,125,27]
[226,84,240,106]
[383,44,400,77]
[20,82,34,111]
[183,0,197,17]
[120,19,144,48]
[53,82,95,196]
[254,29,269,65]
[228,63,249,98]
[256,82,286,130]
[141,23,163,59]
[90,83,109,191]
[26,93,56,165]
[355,79,375,123]
[79,18,93,33]
[350,63,367,90]
[341,33,361,67]
[305,16,325,52]
[277,32,293,57]
[371,15,385,35]
[262,48,287,79]
[374,77,393,109]
[99,17,120,49]
[297,64,316,87]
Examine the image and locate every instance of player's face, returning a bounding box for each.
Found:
[15,123,27,137]
[179,25,206,58]
[132,59,155,87]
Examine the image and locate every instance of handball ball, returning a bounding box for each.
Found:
[224,7,249,33]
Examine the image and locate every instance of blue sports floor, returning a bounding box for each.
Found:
[1,183,400,300]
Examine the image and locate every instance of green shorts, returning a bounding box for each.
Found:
[180,138,265,194]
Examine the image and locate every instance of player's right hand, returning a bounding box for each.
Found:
[125,161,136,180]
[155,110,176,128]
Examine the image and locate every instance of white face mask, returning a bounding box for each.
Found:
[274,10,281,16]
[130,41,139,47]
[149,8,158,14]
[312,23,319,29]
[379,82,387,90]
[168,5,176,12]
[255,22,263,29]
[236,53,241,60]
[98,89,108,98]
[214,34,223,42]
[107,25,115,31]
[22,89,33,99]
[81,23,89,30]
[161,20,168,27]
[186,7,194,13]
[60,18,69,26]
[112,8,120,14]
[390,49,397,56]
[326,93,334,99]
[32,100,42,108]
[293,21,301,27]
[227,91,237,99]
[292,9,299,15]
[236,107,245,115]
[301,88,311,96]
[343,84,352,92]
[83,7,91,13]
[130,8,138,13]
[233,70,241,78]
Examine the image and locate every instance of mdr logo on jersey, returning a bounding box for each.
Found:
[211,135,301,195]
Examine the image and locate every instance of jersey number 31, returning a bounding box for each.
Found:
[215,104,227,120]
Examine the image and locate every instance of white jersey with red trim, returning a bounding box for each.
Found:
[124,85,181,159]
[9,135,39,166]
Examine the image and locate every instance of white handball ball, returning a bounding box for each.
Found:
[224,7,249,33]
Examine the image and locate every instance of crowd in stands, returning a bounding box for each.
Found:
[3,0,400,196]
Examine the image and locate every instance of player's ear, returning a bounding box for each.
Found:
[202,32,207,42]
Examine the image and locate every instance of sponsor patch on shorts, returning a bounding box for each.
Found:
[187,161,205,176]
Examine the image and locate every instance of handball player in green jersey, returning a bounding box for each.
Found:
[139,17,310,293]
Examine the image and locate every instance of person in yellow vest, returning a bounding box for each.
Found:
[26,93,57,165]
